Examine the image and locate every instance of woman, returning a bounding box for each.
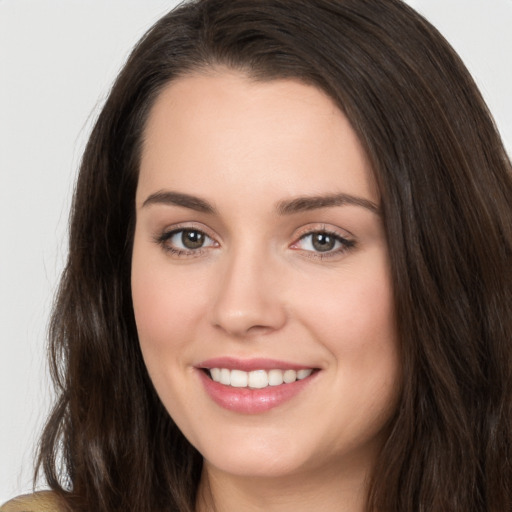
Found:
[2,0,511,511]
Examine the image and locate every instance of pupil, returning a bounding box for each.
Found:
[182,230,204,249]
[312,233,335,252]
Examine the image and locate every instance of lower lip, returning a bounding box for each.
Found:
[197,369,318,414]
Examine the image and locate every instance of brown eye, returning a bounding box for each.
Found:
[311,232,336,252]
[293,230,355,257]
[157,228,217,255]
[181,229,205,249]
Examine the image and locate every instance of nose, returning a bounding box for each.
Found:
[209,246,287,338]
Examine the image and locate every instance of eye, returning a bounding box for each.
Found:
[292,230,355,257]
[156,228,218,256]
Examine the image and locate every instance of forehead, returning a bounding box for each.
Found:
[138,70,377,206]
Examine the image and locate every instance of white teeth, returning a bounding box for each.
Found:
[220,368,230,385]
[230,369,248,387]
[297,369,313,380]
[248,370,268,389]
[268,369,284,386]
[208,368,314,388]
[283,369,297,383]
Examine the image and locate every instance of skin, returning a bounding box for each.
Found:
[131,70,400,512]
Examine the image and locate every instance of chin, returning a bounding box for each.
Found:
[192,424,316,479]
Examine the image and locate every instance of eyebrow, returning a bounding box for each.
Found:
[141,190,379,215]
[142,190,216,214]
[276,193,380,215]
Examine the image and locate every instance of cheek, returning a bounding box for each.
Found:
[131,243,206,364]
[295,255,396,355]
[292,253,400,422]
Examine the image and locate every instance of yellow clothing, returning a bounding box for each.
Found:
[0,492,64,512]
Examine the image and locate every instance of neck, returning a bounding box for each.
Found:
[195,457,372,512]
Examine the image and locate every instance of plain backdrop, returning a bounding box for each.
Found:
[1,0,511,504]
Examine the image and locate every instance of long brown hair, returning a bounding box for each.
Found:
[37,1,512,510]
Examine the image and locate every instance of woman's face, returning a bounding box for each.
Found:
[132,71,400,481]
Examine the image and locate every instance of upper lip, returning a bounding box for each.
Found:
[197,357,317,372]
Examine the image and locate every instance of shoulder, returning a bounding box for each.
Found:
[0,492,65,512]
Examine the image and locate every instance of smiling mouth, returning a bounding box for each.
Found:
[205,368,315,389]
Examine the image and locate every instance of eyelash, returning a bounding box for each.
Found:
[154,227,356,259]
[154,227,218,257]
[291,229,356,259]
